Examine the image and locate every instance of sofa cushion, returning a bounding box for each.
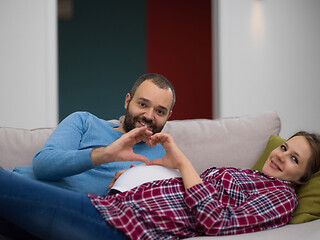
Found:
[0,127,55,170]
[163,111,281,174]
[252,135,320,224]
[0,111,281,175]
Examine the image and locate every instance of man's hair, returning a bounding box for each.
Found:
[289,131,320,184]
[130,73,176,111]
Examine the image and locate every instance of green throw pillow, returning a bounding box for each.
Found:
[252,135,320,224]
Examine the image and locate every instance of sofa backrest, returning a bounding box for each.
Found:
[163,111,281,174]
[0,111,281,173]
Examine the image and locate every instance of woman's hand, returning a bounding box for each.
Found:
[148,133,188,170]
[149,133,203,189]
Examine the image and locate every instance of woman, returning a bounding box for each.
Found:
[0,129,320,240]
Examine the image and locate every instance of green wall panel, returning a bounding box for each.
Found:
[59,0,146,121]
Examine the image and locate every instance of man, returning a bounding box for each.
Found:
[12,73,175,195]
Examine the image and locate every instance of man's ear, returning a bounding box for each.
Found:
[167,110,172,119]
[124,93,131,109]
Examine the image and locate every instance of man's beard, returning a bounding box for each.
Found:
[123,106,165,134]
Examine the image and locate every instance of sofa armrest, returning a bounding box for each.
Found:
[0,127,55,170]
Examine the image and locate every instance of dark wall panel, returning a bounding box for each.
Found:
[59,0,212,122]
[59,0,146,121]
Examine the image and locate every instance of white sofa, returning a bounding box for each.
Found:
[1,111,319,239]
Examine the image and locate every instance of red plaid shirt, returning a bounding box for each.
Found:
[88,167,298,240]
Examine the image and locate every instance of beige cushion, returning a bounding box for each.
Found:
[163,111,281,174]
[0,119,121,170]
[0,111,280,174]
[0,127,54,170]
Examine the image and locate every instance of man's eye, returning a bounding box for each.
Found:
[139,102,146,107]
[157,110,165,115]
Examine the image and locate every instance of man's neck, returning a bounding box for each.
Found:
[114,124,125,133]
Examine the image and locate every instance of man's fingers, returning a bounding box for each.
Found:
[108,170,125,189]
[131,154,150,165]
[108,178,116,189]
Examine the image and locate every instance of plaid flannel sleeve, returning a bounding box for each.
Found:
[184,182,298,236]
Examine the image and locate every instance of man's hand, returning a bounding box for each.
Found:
[108,164,136,192]
[91,126,152,166]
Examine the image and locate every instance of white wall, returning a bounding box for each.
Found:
[1,0,319,136]
[216,0,320,138]
[0,0,58,129]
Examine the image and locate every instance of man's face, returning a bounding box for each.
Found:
[122,80,173,134]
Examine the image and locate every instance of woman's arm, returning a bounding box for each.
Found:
[149,133,297,235]
[184,181,297,236]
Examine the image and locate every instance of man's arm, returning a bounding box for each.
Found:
[33,112,152,181]
[33,112,95,180]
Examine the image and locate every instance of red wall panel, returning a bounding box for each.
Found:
[147,0,213,120]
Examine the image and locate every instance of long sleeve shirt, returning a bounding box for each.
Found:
[12,112,165,195]
[88,167,298,239]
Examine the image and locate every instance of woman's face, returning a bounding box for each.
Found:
[262,136,311,184]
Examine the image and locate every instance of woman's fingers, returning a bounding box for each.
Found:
[149,158,164,166]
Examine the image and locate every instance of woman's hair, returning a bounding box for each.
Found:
[289,131,320,184]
